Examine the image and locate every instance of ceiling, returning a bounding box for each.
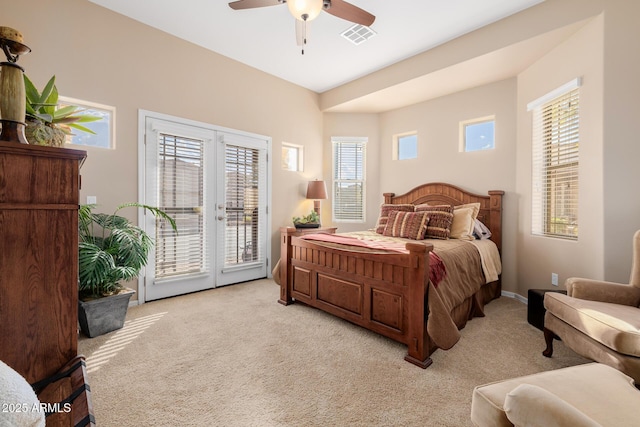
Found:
[89,0,545,94]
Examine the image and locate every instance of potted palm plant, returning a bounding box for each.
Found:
[23,74,100,146]
[77,203,177,337]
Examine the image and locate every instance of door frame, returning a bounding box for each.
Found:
[137,109,272,304]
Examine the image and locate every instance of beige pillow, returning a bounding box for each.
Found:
[504,384,602,427]
[450,207,475,240]
[454,202,480,219]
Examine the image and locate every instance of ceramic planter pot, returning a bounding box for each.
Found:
[78,288,135,338]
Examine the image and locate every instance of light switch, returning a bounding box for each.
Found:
[86,196,97,204]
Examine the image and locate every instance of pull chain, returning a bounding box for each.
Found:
[301,14,308,55]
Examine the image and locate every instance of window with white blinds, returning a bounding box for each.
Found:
[531,85,580,239]
[223,144,263,266]
[332,138,366,222]
[155,133,208,278]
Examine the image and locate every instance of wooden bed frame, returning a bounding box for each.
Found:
[277,183,504,368]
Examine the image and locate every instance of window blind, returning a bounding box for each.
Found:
[531,88,580,239]
[223,144,264,266]
[155,133,208,278]
[332,138,366,222]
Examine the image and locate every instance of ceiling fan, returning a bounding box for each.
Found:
[228,0,376,54]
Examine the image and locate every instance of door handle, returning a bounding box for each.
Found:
[217,216,225,221]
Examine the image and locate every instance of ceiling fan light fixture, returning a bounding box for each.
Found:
[287,0,323,21]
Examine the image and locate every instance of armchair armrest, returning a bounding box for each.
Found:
[566,278,640,306]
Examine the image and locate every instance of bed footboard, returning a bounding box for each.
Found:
[278,227,434,368]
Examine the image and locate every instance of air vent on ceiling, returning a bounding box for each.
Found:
[340,24,377,46]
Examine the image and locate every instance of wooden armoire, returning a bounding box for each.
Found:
[0,139,86,384]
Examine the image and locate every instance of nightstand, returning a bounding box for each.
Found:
[291,226,337,237]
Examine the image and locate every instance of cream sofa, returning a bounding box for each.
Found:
[471,363,639,427]
[542,230,640,383]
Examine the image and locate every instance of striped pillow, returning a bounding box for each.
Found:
[374,204,414,234]
[414,204,454,239]
[383,210,430,240]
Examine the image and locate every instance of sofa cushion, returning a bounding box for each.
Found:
[471,363,638,427]
[544,292,640,357]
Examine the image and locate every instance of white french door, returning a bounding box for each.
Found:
[141,114,269,301]
[216,132,268,286]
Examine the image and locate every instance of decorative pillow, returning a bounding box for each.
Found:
[383,210,430,240]
[455,202,480,220]
[473,219,492,240]
[0,360,45,427]
[374,203,414,234]
[449,207,476,240]
[414,204,454,239]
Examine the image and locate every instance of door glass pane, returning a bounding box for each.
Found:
[155,133,207,278]
[224,144,261,266]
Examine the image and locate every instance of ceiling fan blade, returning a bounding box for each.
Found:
[324,0,375,26]
[228,0,283,10]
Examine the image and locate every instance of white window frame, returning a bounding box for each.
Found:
[459,116,495,152]
[281,142,303,172]
[59,96,115,149]
[332,137,367,223]
[393,131,418,160]
[529,78,581,240]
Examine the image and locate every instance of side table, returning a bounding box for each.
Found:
[527,288,568,331]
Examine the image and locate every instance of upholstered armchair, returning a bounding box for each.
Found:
[542,230,640,382]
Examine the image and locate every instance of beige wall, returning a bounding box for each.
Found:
[601,0,640,282]
[516,15,605,295]
[375,79,519,291]
[6,0,322,300]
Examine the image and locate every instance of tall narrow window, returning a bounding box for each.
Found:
[332,137,366,222]
[530,80,580,239]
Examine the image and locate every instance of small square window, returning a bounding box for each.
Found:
[282,142,303,172]
[59,96,115,149]
[460,117,495,152]
[393,132,417,160]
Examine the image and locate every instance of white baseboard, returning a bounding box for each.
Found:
[501,290,527,305]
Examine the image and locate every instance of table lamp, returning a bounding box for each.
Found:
[306,179,327,217]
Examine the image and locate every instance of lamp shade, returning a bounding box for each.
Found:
[306,180,327,200]
[287,0,323,21]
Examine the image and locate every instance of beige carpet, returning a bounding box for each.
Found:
[79,279,587,426]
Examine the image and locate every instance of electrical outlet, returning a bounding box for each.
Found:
[86,196,97,204]
[551,273,559,286]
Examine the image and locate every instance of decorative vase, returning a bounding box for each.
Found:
[78,288,135,338]
[24,120,67,146]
